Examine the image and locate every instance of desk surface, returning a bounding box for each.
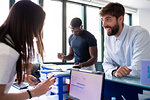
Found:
[63,69,150,89]
[62,69,150,89]
[105,75,150,89]
[41,64,150,89]
[9,85,59,100]
[9,69,150,100]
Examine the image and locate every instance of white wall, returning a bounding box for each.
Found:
[133,9,150,32]
[138,9,150,32]
[132,11,139,26]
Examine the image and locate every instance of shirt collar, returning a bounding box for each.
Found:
[116,24,128,41]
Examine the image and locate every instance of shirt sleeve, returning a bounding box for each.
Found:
[88,34,97,47]
[69,34,73,46]
[128,29,150,77]
[102,39,118,76]
[0,45,19,84]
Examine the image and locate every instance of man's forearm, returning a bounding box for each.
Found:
[63,55,74,60]
[81,57,97,67]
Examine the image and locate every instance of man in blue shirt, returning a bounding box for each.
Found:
[58,17,97,71]
[100,2,150,78]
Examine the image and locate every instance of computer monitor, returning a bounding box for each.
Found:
[69,69,105,100]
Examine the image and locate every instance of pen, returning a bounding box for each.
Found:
[121,95,126,100]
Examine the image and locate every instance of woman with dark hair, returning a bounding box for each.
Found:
[0,0,55,99]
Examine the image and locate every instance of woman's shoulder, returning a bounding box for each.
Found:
[0,43,19,57]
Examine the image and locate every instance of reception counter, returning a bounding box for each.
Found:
[10,64,150,100]
[104,75,150,100]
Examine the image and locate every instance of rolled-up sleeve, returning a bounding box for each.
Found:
[102,39,118,76]
[128,29,150,77]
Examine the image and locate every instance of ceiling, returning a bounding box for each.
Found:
[72,0,150,10]
[99,0,150,10]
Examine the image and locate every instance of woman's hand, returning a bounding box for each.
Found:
[30,75,56,97]
[25,75,40,86]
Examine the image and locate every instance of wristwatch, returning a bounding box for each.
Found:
[112,69,117,76]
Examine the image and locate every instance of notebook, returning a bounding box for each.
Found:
[68,69,105,100]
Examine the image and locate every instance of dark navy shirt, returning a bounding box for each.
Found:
[69,30,97,63]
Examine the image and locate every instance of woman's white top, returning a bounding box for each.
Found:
[0,43,19,93]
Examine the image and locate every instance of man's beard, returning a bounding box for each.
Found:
[105,22,119,36]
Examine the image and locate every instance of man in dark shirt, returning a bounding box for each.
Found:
[58,17,97,71]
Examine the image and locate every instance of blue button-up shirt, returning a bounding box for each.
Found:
[102,24,150,78]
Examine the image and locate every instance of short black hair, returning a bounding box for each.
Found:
[70,17,82,27]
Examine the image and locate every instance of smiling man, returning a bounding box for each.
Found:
[100,2,150,78]
[58,17,97,71]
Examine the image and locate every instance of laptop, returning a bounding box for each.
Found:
[68,69,105,100]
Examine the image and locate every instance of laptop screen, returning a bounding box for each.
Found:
[69,69,105,100]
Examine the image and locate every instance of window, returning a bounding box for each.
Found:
[87,6,102,62]
[66,2,82,63]
[0,0,133,64]
[15,0,39,4]
[43,0,62,62]
[0,0,9,26]
[124,13,131,25]
[27,0,132,63]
